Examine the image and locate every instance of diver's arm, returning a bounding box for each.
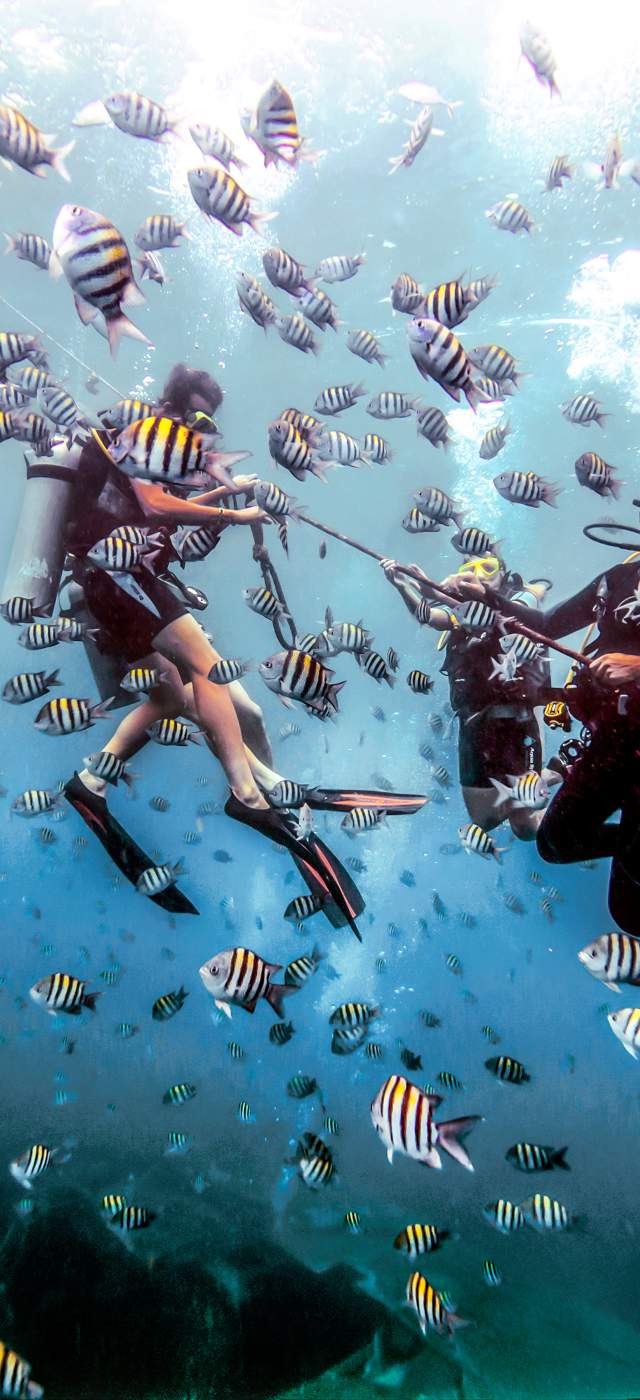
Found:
[188,473,259,506]
[380,560,425,618]
[505,576,602,639]
[130,480,267,527]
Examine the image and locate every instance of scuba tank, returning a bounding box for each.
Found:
[1,444,80,614]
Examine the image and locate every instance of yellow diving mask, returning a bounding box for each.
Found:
[457,554,502,581]
[187,409,219,435]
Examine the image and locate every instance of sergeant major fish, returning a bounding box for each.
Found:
[51,204,148,357]
[199,946,296,1019]
[371,1074,482,1171]
[0,103,74,180]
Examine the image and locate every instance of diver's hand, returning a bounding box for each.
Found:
[439,575,494,604]
[589,653,640,688]
[227,506,272,526]
[380,557,402,582]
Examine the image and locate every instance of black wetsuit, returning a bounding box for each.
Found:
[442,612,547,789]
[66,432,192,661]
[508,562,640,933]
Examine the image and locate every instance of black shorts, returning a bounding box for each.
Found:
[458,708,542,789]
[81,566,188,663]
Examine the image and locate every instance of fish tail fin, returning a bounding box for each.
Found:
[83,991,102,1012]
[489,776,512,806]
[553,1146,570,1170]
[610,476,624,500]
[45,669,62,686]
[3,234,16,255]
[437,1115,483,1171]
[90,696,115,720]
[387,154,405,175]
[204,448,252,489]
[51,139,75,182]
[121,770,140,792]
[327,680,346,711]
[105,312,152,358]
[447,1312,474,1337]
[541,481,561,508]
[247,209,278,236]
[464,378,489,412]
[265,982,299,1019]
[595,411,610,428]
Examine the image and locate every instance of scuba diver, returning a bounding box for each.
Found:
[381,552,553,840]
[2,361,425,929]
[426,539,640,933]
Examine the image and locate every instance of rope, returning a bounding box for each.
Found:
[249,523,297,648]
[0,292,125,398]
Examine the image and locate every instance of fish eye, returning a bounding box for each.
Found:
[209,963,219,976]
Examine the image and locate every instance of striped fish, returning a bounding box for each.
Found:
[166,1131,191,1154]
[149,795,170,812]
[237,1100,254,1122]
[39,385,82,436]
[227,1040,246,1061]
[162,1082,196,1105]
[574,452,621,498]
[314,383,366,415]
[116,1022,139,1039]
[9,411,54,449]
[0,103,73,179]
[137,861,183,897]
[322,620,371,655]
[99,398,155,429]
[370,1073,481,1170]
[479,420,511,459]
[357,649,395,685]
[147,718,200,747]
[389,106,440,174]
[467,273,499,304]
[346,328,388,367]
[413,485,462,524]
[415,404,450,447]
[391,272,424,313]
[402,507,439,534]
[286,1075,318,1099]
[506,1142,569,1172]
[344,1210,364,1234]
[483,1199,525,1233]
[330,1002,379,1029]
[485,1055,530,1084]
[298,1151,335,1188]
[0,1339,43,1398]
[134,214,189,250]
[274,312,319,356]
[0,596,43,625]
[188,165,275,236]
[12,788,60,817]
[408,319,486,410]
[393,1223,450,1256]
[451,526,497,557]
[241,586,291,633]
[199,946,294,1019]
[545,155,572,191]
[208,657,251,685]
[296,287,339,331]
[332,1024,368,1056]
[279,407,323,437]
[494,469,560,508]
[0,335,41,372]
[341,806,386,835]
[243,79,311,170]
[608,1006,640,1059]
[458,822,503,861]
[85,748,136,789]
[2,669,60,703]
[173,524,221,562]
[121,666,166,694]
[236,272,277,329]
[51,204,148,357]
[0,384,29,410]
[482,1259,502,1287]
[420,279,478,328]
[29,972,99,1015]
[482,1025,500,1044]
[259,648,344,715]
[521,1194,570,1232]
[10,1143,58,1188]
[473,373,514,400]
[367,390,418,419]
[438,1070,464,1090]
[101,1193,127,1216]
[314,429,369,466]
[486,198,535,234]
[34,696,112,735]
[561,393,608,427]
[520,22,560,98]
[285,946,324,988]
[268,1019,294,1045]
[269,779,308,809]
[263,246,311,293]
[135,250,166,285]
[499,633,543,663]
[6,363,55,395]
[406,1271,470,1336]
[578,931,640,990]
[469,343,520,383]
[490,772,548,811]
[316,252,366,282]
[407,670,434,694]
[268,417,323,479]
[190,123,246,169]
[362,432,392,462]
[96,91,178,141]
[365,1042,385,1060]
[86,535,148,572]
[4,231,51,269]
[111,1204,155,1229]
[110,415,247,489]
[152,986,188,1021]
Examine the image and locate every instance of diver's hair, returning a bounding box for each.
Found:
[160,363,223,419]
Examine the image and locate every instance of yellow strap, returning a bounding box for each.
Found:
[89,426,115,463]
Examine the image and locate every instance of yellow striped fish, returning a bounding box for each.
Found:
[110,415,249,489]
[0,1338,43,1398]
[188,165,275,236]
[242,79,314,169]
[51,204,148,357]
[406,1271,470,1336]
[0,103,74,180]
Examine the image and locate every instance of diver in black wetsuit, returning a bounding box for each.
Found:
[439,560,640,933]
[381,555,552,840]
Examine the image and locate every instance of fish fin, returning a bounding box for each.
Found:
[122,279,146,308]
[604,981,622,993]
[0,156,14,172]
[105,312,152,358]
[437,1115,483,1171]
[386,1147,394,1164]
[247,209,278,236]
[3,234,16,255]
[187,730,203,745]
[447,1312,473,1336]
[266,982,299,1019]
[72,99,111,127]
[215,999,232,1019]
[489,777,512,806]
[51,139,75,182]
[82,991,101,1012]
[204,449,252,490]
[73,293,98,325]
[552,1146,570,1170]
[541,480,561,507]
[387,154,405,175]
[45,669,62,685]
[623,1042,639,1059]
[90,696,115,721]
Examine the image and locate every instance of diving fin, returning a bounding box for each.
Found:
[304,787,428,815]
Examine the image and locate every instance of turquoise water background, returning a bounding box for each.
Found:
[1,1,640,1395]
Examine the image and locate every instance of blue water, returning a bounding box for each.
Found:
[1,2,640,1396]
